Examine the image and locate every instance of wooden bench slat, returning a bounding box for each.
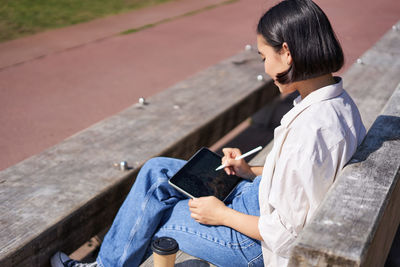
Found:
[289,21,400,266]
[143,22,400,267]
[289,82,400,267]
[0,49,279,266]
[342,21,400,130]
[156,22,400,267]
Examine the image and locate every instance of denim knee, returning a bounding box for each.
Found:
[141,157,166,172]
[144,157,183,169]
[142,157,186,177]
[138,157,169,179]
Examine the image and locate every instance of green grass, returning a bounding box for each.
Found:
[0,0,175,42]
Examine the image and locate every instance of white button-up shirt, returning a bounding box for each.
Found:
[258,78,366,266]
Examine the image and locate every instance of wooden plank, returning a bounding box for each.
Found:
[249,139,274,166]
[246,17,400,168]
[342,21,400,130]
[0,49,279,267]
[142,22,400,267]
[249,21,400,169]
[289,22,400,267]
[289,83,400,266]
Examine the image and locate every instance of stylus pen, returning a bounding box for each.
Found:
[215,146,263,171]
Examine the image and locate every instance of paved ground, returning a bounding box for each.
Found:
[1,0,399,264]
[0,0,399,172]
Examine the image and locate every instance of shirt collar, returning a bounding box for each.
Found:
[281,77,344,127]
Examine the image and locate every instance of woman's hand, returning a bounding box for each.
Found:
[188,196,229,225]
[188,196,263,240]
[222,148,255,179]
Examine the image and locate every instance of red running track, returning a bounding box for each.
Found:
[0,0,399,170]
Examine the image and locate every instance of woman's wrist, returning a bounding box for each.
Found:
[221,206,236,226]
[249,166,263,177]
[220,208,263,240]
[242,170,256,180]
[240,166,262,179]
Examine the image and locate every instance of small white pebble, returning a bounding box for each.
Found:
[392,25,399,31]
[138,97,146,105]
[257,75,264,81]
[173,105,180,110]
[245,44,252,51]
[356,58,363,65]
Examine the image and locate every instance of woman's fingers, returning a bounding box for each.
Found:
[222,147,233,156]
[224,148,242,158]
[190,212,200,221]
[224,166,231,175]
[222,149,253,178]
[189,200,202,222]
[222,148,242,163]
[224,165,236,175]
[188,198,198,208]
[225,157,242,169]
[222,150,235,175]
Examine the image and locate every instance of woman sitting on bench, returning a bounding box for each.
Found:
[52,0,366,266]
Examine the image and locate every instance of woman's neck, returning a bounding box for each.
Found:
[295,74,336,99]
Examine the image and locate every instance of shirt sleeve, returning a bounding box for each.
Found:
[259,136,342,257]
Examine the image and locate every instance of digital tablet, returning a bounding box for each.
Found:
[168,147,243,202]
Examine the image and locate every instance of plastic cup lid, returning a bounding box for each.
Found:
[151,237,179,255]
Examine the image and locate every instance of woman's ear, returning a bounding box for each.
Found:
[281,42,292,65]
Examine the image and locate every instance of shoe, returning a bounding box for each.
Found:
[51,252,98,267]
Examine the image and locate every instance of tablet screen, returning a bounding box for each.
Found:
[169,148,243,201]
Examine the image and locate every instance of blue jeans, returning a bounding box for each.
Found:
[97,157,263,267]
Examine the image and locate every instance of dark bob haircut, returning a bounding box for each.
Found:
[257,0,344,84]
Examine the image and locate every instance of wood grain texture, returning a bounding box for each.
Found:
[249,139,274,167]
[144,23,400,267]
[342,21,400,130]
[289,22,400,267]
[143,22,400,267]
[289,83,400,266]
[0,49,279,267]
[288,22,400,267]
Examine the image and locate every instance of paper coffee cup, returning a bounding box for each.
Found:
[151,237,179,267]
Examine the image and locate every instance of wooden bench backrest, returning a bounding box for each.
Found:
[289,21,400,267]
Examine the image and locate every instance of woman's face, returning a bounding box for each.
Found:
[256,34,296,95]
